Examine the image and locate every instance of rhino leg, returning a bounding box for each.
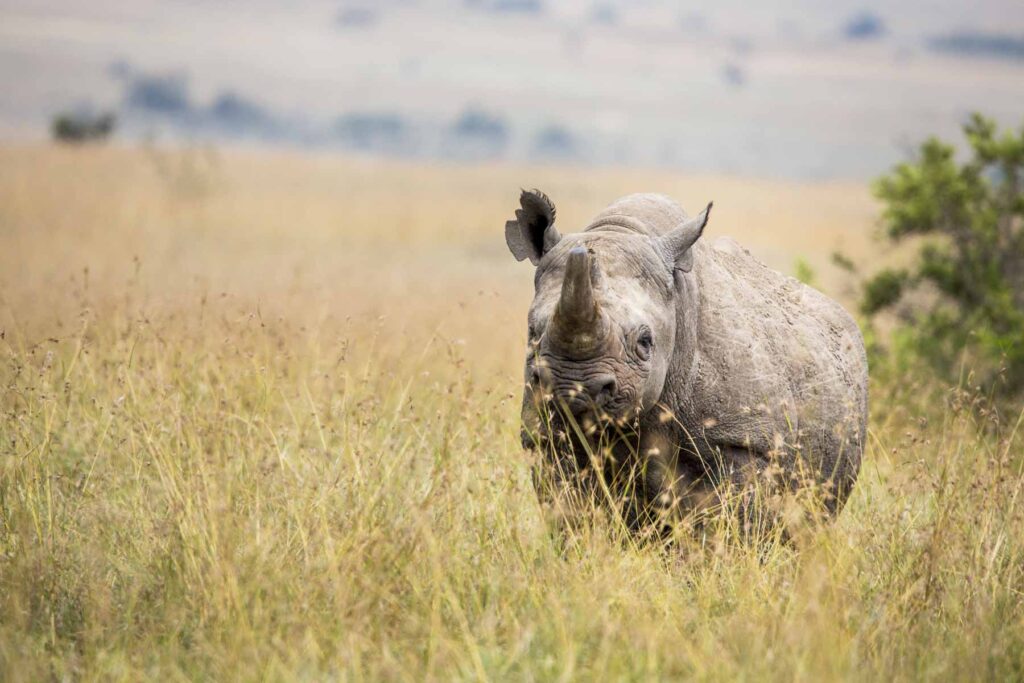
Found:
[643,445,791,538]
[713,445,841,540]
[635,451,717,534]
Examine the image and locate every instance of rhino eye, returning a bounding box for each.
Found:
[636,326,654,360]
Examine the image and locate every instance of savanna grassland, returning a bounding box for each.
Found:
[1,144,1023,681]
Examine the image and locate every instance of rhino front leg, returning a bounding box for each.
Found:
[638,448,718,532]
[712,445,779,537]
[644,444,780,536]
[711,445,833,540]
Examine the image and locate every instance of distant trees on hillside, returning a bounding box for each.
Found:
[446,109,509,159]
[842,12,886,40]
[335,113,408,152]
[929,32,1024,62]
[51,111,116,143]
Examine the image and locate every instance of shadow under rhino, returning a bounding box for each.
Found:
[505,190,868,540]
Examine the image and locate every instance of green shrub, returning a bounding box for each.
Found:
[793,257,817,286]
[862,114,1024,394]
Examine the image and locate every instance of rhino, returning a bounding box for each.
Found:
[505,190,868,532]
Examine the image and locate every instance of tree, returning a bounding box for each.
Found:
[51,111,116,143]
[862,114,1024,393]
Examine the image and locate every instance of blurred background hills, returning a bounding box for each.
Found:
[1,0,1022,179]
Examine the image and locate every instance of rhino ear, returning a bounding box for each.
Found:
[505,189,561,265]
[656,201,712,274]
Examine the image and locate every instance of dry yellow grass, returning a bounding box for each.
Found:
[1,144,1022,680]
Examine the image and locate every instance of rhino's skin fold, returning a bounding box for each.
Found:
[507,191,868,528]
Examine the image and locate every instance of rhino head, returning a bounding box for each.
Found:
[506,189,712,455]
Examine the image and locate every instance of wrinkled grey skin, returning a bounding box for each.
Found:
[505,190,868,527]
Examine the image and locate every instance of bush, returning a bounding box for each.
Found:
[51,111,116,143]
[862,114,1024,393]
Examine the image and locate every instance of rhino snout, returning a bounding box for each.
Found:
[531,365,620,416]
[562,374,617,413]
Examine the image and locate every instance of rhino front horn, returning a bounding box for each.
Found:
[550,247,605,354]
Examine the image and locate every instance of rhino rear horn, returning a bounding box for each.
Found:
[505,189,561,265]
[656,201,713,273]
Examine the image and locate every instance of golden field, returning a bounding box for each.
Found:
[1,144,1022,680]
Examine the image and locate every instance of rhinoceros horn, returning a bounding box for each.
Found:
[549,247,605,356]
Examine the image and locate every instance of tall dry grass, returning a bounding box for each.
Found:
[1,144,1022,680]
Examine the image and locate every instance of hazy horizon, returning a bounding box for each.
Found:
[2,0,1023,179]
